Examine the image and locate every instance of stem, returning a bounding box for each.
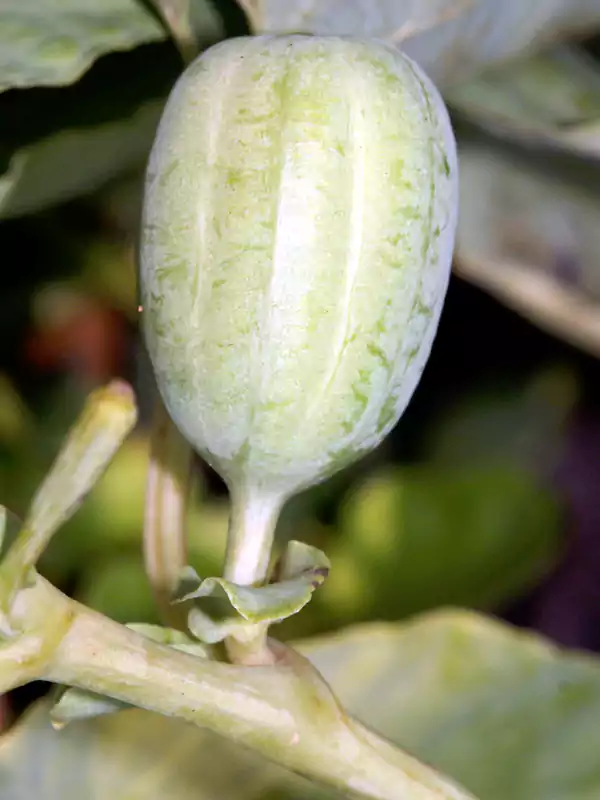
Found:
[150,0,198,65]
[222,487,283,664]
[237,0,261,32]
[143,398,193,628]
[4,574,473,800]
[223,487,282,585]
[0,382,136,613]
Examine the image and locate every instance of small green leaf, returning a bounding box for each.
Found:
[175,542,329,644]
[50,688,128,728]
[125,622,212,658]
[275,540,331,582]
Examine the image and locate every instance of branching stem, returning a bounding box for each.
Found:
[0,572,473,800]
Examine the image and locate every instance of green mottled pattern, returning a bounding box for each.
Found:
[141,35,457,496]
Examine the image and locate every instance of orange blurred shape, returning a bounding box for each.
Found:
[24,286,128,383]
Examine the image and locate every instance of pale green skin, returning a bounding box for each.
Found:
[141,35,458,499]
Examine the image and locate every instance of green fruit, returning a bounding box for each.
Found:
[141,35,457,500]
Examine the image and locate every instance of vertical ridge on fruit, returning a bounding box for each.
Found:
[141,35,458,499]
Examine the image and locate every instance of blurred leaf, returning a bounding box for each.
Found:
[306,612,600,800]
[244,1,600,87]
[0,1,225,219]
[0,0,224,93]
[427,366,578,472]
[456,135,600,356]
[3,612,600,798]
[78,555,158,623]
[449,46,600,160]
[317,464,562,625]
[0,376,30,447]
[0,0,163,92]
[240,0,472,42]
[0,104,162,219]
[0,697,327,800]
[0,45,178,219]
[87,436,150,543]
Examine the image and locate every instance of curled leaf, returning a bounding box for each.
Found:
[175,542,329,644]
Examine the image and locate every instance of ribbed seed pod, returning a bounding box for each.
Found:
[141,35,457,501]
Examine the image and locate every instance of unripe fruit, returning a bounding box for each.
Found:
[140,35,457,500]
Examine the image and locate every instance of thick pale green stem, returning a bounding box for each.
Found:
[1,573,473,800]
[222,487,283,664]
[223,487,282,585]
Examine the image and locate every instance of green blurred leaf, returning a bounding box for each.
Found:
[0,376,30,447]
[317,464,561,625]
[456,134,600,356]
[0,44,179,219]
[0,0,163,92]
[50,689,130,727]
[3,612,600,798]
[0,98,164,219]
[78,555,158,623]
[244,1,600,87]
[0,0,224,93]
[449,46,600,160]
[0,698,326,800]
[0,2,225,218]
[427,367,578,472]
[306,612,600,800]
